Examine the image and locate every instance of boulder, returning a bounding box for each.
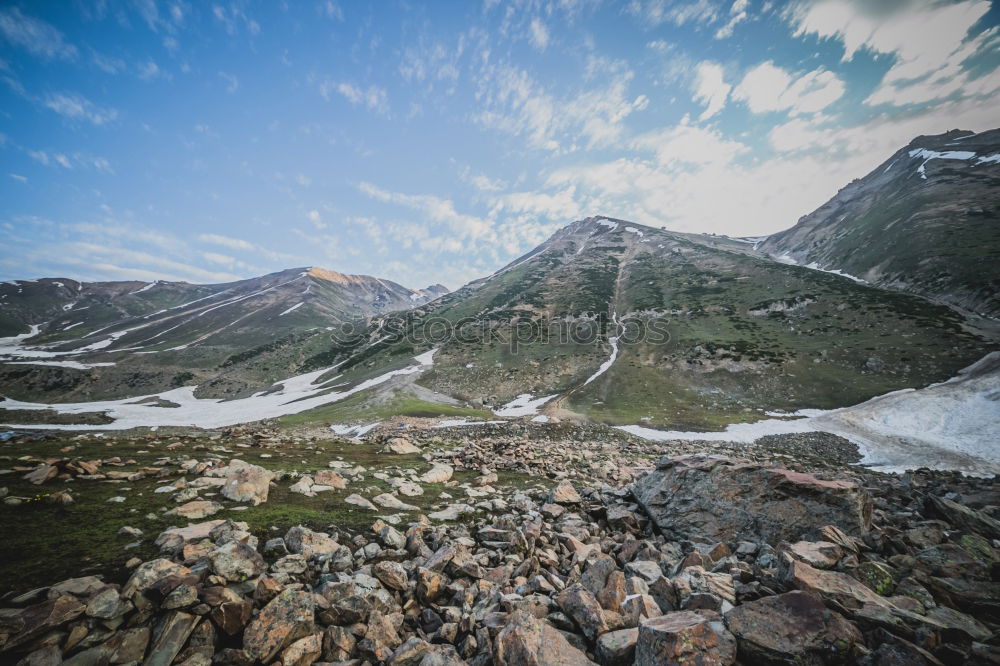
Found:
[596,627,639,666]
[208,541,267,582]
[289,476,316,497]
[284,525,339,559]
[493,611,595,665]
[243,589,316,663]
[345,494,378,510]
[725,591,862,663]
[219,460,275,506]
[314,470,347,489]
[384,437,420,454]
[373,493,419,511]
[556,584,608,642]
[420,463,454,484]
[373,561,409,591]
[632,455,871,545]
[783,557,893,612]
[23,463,57,485]
[926,495,1000,540]
[429,503,475,521]
[280,632,323,666]
[786,541,844,569]
[122,559,192,598]
[145,611,200,666]
[166,500,222,520]
[635,611,731,666]
[1,595,85,650]
[549,480,582,504]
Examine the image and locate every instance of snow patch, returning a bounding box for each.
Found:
[620,352,1000,476]
[583,313,620,385]
[908,148,976,180]
[331,422,380,438]
[0,349,439,430]
[278,302,304,317]
[6,360,116,370]
[432,419,507,428]
[975,153,1000,165]
[130,281,159,295]
[624,226,644,237]
[773,253,866,283]
[596,220,619,231]
[495,393,559,417]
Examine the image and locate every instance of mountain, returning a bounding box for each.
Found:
[292,216,994,429]
[758,128,1000,317]
[0,267,447,402]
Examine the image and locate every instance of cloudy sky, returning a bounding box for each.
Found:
[1,0,999,289]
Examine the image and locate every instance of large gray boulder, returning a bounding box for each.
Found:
[631,455,872,545]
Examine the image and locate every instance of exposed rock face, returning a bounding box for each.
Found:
[632,455,872,544]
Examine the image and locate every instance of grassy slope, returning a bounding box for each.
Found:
[301,220,992,429]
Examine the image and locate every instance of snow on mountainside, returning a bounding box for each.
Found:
[759,128,1000,317]
[0,267,447,402]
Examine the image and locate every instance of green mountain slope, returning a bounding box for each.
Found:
[304,217,993,429]
[758,128,1000,317]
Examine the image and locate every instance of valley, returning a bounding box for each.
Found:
[1,129,999,666]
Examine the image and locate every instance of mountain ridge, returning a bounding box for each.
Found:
[758,128,1000,317]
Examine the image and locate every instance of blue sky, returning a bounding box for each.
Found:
[2,0,999,289]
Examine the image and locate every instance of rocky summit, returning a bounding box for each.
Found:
[1,426,998,665]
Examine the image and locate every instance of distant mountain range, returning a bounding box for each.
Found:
[0,268,446,402]
[1,129,997,430]
[760,128,1000,317]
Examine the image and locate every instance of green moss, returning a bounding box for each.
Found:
[856,561,896,596]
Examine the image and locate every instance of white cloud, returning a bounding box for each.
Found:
[25,149,114,172]
[359,182,492,241]
[198,233,255,251]
[212,4,260,36]
[138,60,163,81]
[733,61,844,115]
[92,51,125,74]
[323,81,390,115]
[42,92,118,125]
[0,7,77,61]
[631,121,747,166]
[715,0,748,39]
[490,187,582,222]
[218,71,239,93]
[543,87,1000,237]
[9,173,27,183]
[627,0,719,27]
[307,210,326,229]
[529,18,550,51]
[790,0,998,107]
[692,62,731,120]
[474,58,648,151]
[321,2,344,20]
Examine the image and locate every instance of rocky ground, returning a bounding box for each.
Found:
[0,421,998,665]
